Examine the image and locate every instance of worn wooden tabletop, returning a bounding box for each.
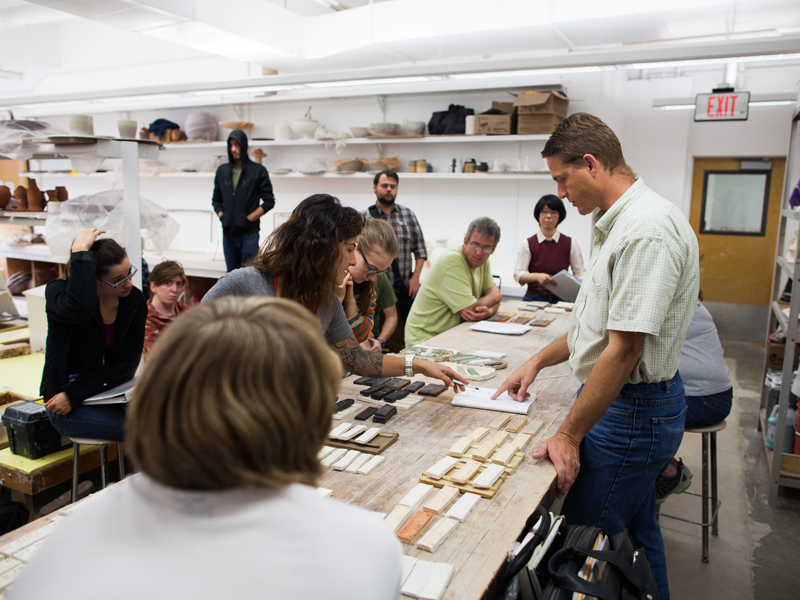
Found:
[321,300,580,600]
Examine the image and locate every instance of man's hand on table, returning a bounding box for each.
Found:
[532,432,581,498]
[414,359,468,393]
[491,362,537,401]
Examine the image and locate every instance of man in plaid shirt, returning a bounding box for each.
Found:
[365,171,427,327]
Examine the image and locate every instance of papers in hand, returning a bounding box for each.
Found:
[83,379,136,405]
[451,386,535,415]
[469,322,532,336]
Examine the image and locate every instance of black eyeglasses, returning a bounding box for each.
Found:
[98,265,138,288]
[359,249,389,276]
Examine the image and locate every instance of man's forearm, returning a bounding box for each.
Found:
[412,258,425,278]
[530,333,570,372]
[475,286,502,309]
[555,331,644,444]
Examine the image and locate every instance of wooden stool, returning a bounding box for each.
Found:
[656,419,726,563]
[69,438,125,503]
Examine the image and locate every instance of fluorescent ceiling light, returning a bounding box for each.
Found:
[450,66,615,80]
[305,76,439,88]
[653,104,696,111]
[750,100,795,107]
[624,52,800,71]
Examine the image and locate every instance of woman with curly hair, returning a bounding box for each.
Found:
[203,194,466,388]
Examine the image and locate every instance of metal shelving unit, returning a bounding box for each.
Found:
[761,106,800,505]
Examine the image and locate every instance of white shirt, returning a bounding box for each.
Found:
[9,475,403,600]
[513,230,586,285]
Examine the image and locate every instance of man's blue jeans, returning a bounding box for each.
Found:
[223,232,260,273]
[562,373,687,600]
[47,404,127,442]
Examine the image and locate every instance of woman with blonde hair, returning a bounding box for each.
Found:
[11,297,403,600]
[336,217,398,351]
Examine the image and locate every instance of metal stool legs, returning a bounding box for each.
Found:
[71,443,80,504]
[711,431,719,536]
[70,441,125,504]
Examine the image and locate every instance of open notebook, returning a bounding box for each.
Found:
[83,378,136,405]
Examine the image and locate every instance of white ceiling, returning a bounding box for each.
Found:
[0,0,798,105]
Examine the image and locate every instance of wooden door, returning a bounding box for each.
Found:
[689,157,785,306]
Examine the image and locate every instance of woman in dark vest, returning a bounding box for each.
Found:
[513,194,586,302]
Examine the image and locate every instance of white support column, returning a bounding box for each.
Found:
[120,140,142,290]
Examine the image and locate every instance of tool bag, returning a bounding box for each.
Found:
[427,104,474,135]
[541,525,659,600]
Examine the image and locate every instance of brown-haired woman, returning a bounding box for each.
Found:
[336,218,398,351]
[41,228,146,441]
[203,193,466,388]
[143,260,189,355]
[10,297,403,599]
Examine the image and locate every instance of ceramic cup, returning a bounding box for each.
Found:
[465,115,477,135]
[68,114,94,137]
[117,120,137,139]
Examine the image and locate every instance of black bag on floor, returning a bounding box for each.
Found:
[0,502,29,535]
[541,525,659,600]
[427,104,474,135]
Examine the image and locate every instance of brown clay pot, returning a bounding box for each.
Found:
[46,190,58,202]
[27,180,43,211]
[13,185,26,200]
[17,194,28,211]
[56,186,68,201]
[0,186,10,209]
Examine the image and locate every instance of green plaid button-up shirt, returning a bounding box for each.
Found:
[568,179,700,384]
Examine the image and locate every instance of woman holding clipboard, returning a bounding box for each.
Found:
[41,228,146,442]
[513,194,586,303]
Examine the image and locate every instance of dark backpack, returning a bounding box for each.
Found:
[427,104,474,135]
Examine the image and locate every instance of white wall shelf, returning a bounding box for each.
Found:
[21,170,551,181]
[160,134,551,149]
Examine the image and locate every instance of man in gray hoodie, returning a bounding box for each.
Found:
[212,130,275,272]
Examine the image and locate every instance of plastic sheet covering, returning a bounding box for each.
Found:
[314,124,348,153]
[292,157,337,174]
[0,120,66,161]
[184,112,218,141]
[70,153,106,174]
[46,190,179,261]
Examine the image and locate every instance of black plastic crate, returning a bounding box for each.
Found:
[1,402,71,460]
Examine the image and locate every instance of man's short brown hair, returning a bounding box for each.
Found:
[127,297,342,491]
[541,112,627,173]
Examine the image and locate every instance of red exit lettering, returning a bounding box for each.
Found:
[707,95,739,118]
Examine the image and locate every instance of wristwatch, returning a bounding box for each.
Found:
[405,354,415,378]
[378,339,386,348]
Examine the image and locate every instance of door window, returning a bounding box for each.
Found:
[700,170,771,236]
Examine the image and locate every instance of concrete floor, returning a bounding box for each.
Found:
[663,341,800,600]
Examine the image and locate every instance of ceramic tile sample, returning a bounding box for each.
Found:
[512,433,533,452]
[384,505,413,533]
[353,426,381,445]
[422,486,459,515]
[337,424,367,441]
[472,431,509,462]
[491,444,517,466]
[447,435,473,457]
[401,555,419,586]
[397,510,433,543]
[425,456,460,480]
[329,422,352,438]
[417,517,458,553]
[345,452,372,473]
[488,414,511,430]
[419,562,455,600]
[316,487,332,498]
[401,560,436,598]
[321,448,347,467]
[357,454,385,474]
[450,460,481,484]
[473,463,506,489]
[333,449,362,470]
[399,483,435,509]
[317,446,336,460]
[445,492,481,522]
[506,415,528,433]
[332,403,362,420]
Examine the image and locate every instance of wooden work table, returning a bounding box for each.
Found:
[322,300,580,600]
[0,300,579,598]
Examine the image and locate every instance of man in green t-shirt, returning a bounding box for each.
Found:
[405,217,503,346]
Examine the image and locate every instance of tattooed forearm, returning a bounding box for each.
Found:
[332,334,384,376]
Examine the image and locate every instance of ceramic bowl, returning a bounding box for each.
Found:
[290,118,320,139]
[336,160,364,172]
[368,161,389,171]
[350,127,369,137]
[368,123,401,136]
[402,120,425,136]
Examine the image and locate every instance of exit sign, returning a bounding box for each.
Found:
[695,92,750,122]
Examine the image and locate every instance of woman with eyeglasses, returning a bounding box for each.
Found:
[203,194,466,390]
[335,218,397,352]
[41,228,146,441]
[513,194,586,303]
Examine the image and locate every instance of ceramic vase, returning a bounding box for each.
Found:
[13,185,26,200]
[56,186,68,201]
[27,180,43,211]
[0,186,10,209]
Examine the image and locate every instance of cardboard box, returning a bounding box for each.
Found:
[475,102,517,135]
[514,91,570,117]
[517,114,563,135]
[766,341,800,370]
